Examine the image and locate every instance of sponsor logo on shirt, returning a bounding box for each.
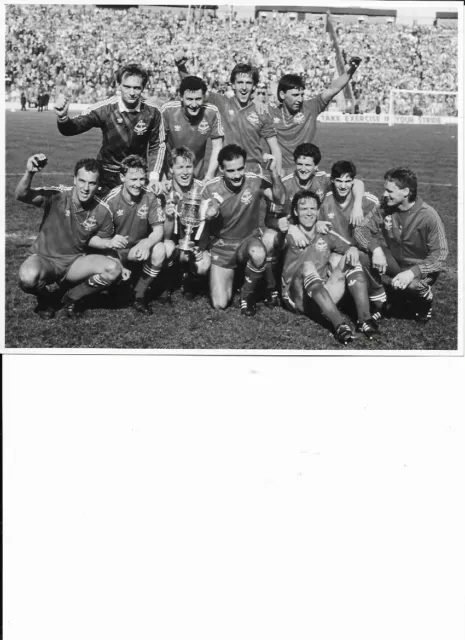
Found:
[174,124,181,131]
[116,209,124,217]
[384,215,392,230]
[83,215,97,231]
[241,188,253,204]
[64,209,70,217]
[197,119,210,135]
[137,204,149,219]
[229,109,235,116]
[247,112,259,126]
[134,120,148,135]
[273,117,280,124]
[327,212,335,219]
[315,238,328,252]
[293,112,305,124]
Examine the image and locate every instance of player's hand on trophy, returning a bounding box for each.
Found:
[201,197,220,220]
[110,234,129,250]
[344,246,359,267]
[372,247,388,274]
[347,56,362,77]
[288,224,310,248]
[316,220,332,234]
[27,154,48,173]
[148,178,163,195]
[54,93,70,119]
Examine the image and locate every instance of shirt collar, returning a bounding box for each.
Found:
[118,97,142,113]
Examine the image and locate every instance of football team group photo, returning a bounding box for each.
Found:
[4,2,460,351]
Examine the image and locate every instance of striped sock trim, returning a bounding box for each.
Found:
[345,265,363,277]
[303,274,323,291]
[370,292,387,303]
[143,266,161,278]
[246,261,266,274]
[89,274,108,287]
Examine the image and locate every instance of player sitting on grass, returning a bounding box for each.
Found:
[354,167,448,324]
[278,190,380,344]
[95,155,167,316]
[15,154,121,319]
[162,147,211,301]
[318,160,387,322]
[201,144,284,316]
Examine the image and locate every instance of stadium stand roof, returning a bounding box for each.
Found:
[435,12,458,19]
[255,6,397,17]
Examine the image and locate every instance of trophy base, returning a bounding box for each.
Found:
[178,239,195,252]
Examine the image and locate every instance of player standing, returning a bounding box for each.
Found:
[54,63,166,195]
[202,144,284,315]
[161,76,224,182]
[269,57,362,176]
[95,155,167,316]
[278,190,380,344]
[354,167,448,323]
[15,154,121,319]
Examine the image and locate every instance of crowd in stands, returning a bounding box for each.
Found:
[5,4,458,116]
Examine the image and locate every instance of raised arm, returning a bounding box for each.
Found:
[55,94,102,136]
[203,136,223,183]
[15,154,48,206]
[174,47,191,82]
[321,56,361,104]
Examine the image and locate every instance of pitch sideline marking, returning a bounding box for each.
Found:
[4,173,458,188]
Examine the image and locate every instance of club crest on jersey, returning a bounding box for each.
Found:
[241,188,253,204]
[83,215,97,231]
[134,120,148,135]
[384,215,393,230]
[116,208,124,217]
[137,204,149,219]
[247,112,259,126]
[293,112,305,124]
[315,238,328,252]
[197,119,210,135]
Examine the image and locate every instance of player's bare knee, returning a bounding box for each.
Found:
[18,264,41,292]
[103,259,122,283]
[164,240,176,260]
[262,229,278,255]
[301,261,318,279]
[151,242,166,267]
[248,241,266,267]
[211,290,229,310]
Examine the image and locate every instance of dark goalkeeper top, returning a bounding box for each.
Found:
[57,96,166,179]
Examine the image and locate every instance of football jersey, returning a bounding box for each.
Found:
[161,101,223,178]
[281,170,331,216]
[268,94,329,170]
[57,96,165,177]
[208,93,277,165]
[319,190,380,242]
[281,230,351,299]
[202,173,271,241]
[104,185,164,250]
[29,186,113,258]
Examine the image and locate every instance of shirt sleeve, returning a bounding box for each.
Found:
[57,103,103,136]
[96,206,115,239]
[413,210,449,277]
[148,195,165,227]
[327,230,352,254]
[209,106,224,139]
[259,111,277,140]
[354,207,384,252]
[147,107,166,178]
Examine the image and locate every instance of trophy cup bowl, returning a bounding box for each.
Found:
[177,185,205,252]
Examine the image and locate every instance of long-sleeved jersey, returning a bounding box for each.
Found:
[319,190,380,242]
[57,96,165,178]
[354,197,448,277]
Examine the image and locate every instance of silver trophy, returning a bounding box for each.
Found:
[176,184,206,252]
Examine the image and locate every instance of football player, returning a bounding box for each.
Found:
[16,154,121,319]
[354,167,448,323]
[278,189,380,344]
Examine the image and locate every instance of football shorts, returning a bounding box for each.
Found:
[210,229,263,269]
[28,253,83,281]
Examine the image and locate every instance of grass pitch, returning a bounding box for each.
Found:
[4,110,459,351]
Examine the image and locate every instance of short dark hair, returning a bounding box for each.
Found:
[218,144,247,168]
[277,74,305,101]
[116,63,149,89]
[293,143,321,165]
[230,63,260,86]
[170,146,196,165]
[383,167,417,202]
[291,189,321,222]
[179,75,207,96]
[74,158,101,178]
[331,160,357,181]
[120,154,147,175]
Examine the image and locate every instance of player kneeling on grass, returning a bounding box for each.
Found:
[278,190,380,344]
[16,154,121,319]
[162,147,211,301]
[354,167,448,324]
[201,144,284,315]
[94,155,166,316]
